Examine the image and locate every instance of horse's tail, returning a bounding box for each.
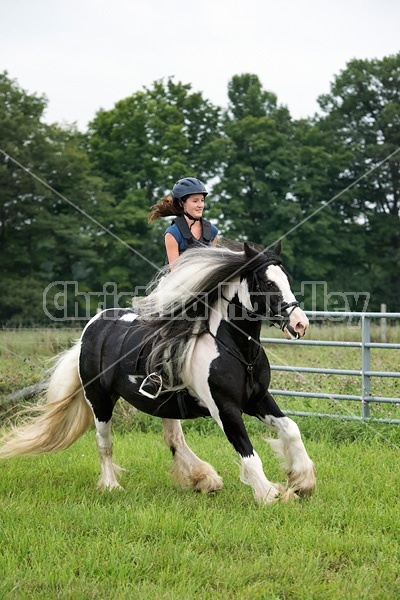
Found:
[0,342,93,458]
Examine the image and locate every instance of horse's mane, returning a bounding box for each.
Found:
[133,243,277,389]
[136,246,245,318]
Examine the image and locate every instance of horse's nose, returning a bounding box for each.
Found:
[290,309,309,338]
[295,322,307,337]
[295,316,309,337]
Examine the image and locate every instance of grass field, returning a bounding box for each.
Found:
[0,328,399,599]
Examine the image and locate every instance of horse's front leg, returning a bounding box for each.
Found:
[190,337,288,503]
[265,413,316,496]
[250,391,316,496]
[217,406,289,504]
[162,419,223,493]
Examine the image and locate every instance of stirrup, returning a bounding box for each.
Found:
[139,372,163,399]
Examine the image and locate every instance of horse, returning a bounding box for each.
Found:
[0,242,316,504]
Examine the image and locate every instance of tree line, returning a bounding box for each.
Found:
[0,53,399,325]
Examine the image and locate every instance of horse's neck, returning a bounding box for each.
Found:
[229,311,262,339]
[208,281,262,341]
[222,298,262,344]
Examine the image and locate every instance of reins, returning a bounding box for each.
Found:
[206,326,262,374]
[206,327,261,397]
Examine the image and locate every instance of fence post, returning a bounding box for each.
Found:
[380,303,387,343]
[361,315,371,419]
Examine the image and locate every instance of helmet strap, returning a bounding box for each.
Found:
[183,211,201,229]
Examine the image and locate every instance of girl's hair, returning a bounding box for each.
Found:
[148,195,183,223]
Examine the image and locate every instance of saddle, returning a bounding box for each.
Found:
[119,321,163,398]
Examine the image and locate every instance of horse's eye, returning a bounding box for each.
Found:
[266,281,274,288]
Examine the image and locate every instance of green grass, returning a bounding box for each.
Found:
[0,328,399,598]
[0,328,80,400]
[0,426,399,599]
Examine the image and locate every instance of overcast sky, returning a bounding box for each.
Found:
[2,0,399,130]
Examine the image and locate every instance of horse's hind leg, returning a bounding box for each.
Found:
[94,418,125,491]
[162,419,223,493]
[83,382,124,491]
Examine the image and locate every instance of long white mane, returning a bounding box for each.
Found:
[135,246,246,319]
[132,245,278,389]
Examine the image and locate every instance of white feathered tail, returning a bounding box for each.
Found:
[0,342,93,458]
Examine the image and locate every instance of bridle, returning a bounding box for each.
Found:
[269,300,300,339]
[204,260,301,391]
[250,263,300,339]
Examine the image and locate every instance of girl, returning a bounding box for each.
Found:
[148,177,218,267]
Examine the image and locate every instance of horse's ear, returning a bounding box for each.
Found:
[273,240,282,256]
[244,242,258,258]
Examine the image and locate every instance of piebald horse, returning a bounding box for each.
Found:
[0,242,316,503]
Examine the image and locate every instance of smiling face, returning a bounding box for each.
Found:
[182,194,205,218]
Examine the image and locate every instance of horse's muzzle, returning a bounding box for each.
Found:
[285,307,309,339]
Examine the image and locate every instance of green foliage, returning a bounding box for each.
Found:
[317,54,400,308]
[1,54,399,324]
[0,72,113,323]
[86,77,226,286]
[210,74,296,250]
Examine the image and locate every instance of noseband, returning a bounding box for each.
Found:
[251,264,300,339]
[271,300,300,338]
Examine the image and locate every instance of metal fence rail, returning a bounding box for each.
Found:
[261,311,400,424]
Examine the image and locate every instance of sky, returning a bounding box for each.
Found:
[1,0,399,131]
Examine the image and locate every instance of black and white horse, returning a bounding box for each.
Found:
[0,242,316,503]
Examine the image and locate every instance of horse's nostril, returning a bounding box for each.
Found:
[296,322,307,335]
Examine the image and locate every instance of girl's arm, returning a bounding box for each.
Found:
[165,232,180,268]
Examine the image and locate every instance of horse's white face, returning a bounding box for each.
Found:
[265,264,309,339]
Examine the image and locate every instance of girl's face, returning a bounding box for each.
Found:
[183,194,205,218]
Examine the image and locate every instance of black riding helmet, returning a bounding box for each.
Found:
[171,177,208,202]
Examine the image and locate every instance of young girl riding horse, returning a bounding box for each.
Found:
[148,177,219,267]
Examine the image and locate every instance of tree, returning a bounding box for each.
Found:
[0,72,111,323]
[87,78,225,284]
[210,74,299,258]
[288,118,369,310]
[317,54,400,309]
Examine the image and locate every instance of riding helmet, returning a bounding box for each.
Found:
[171,177,208,201]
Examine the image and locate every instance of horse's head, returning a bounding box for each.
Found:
[243,242,309,339]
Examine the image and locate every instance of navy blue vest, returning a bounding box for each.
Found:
[173,216,213,254]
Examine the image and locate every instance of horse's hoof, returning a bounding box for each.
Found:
[194,473,224,494]
[97,480,124,491]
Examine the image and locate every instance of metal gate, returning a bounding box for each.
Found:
[261,311,400,424]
